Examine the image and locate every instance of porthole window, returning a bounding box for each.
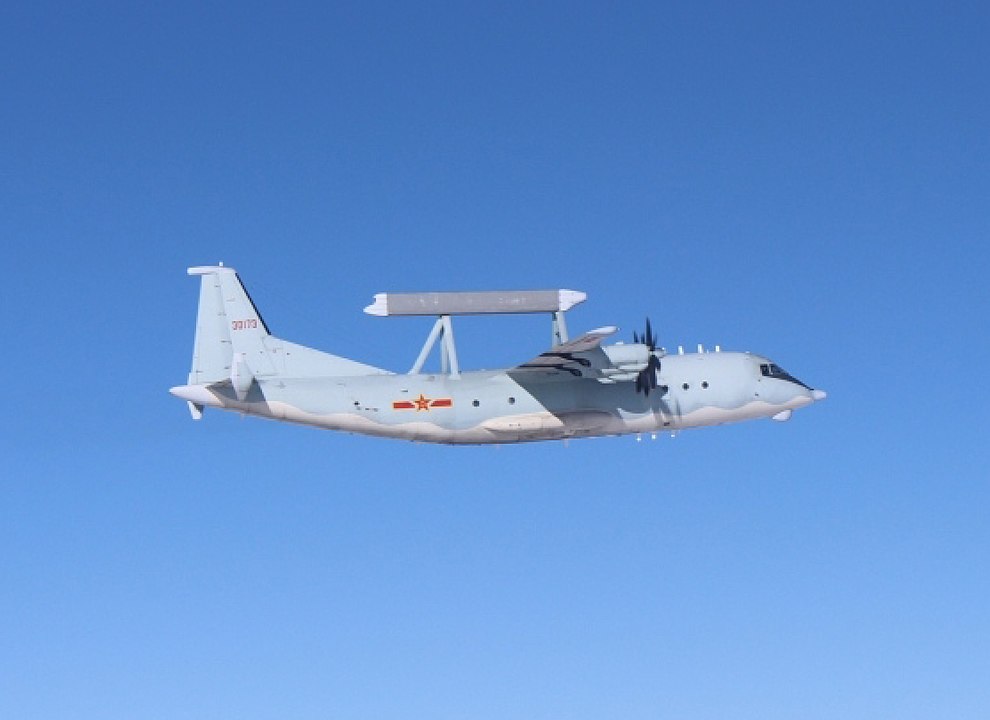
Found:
[508,397,516,404]
[682,383,690,390]
[702,381,709,389]
[472,399,480,407]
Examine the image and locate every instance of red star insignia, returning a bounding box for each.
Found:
[413,393,431,411]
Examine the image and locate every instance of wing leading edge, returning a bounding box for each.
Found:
[511,326,618,378]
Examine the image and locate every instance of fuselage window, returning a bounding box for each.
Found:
[472,399,480,407]
[702,381,709,389]
[682,383,690,390]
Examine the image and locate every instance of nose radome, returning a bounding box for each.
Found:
[812,389,827,401]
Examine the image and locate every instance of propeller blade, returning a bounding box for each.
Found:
[633,318,657,351]
[632,319,663,396]
[633,353,663,397]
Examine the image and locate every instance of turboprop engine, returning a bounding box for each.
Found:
[599,319,665,395]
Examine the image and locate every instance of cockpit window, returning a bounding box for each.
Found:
[760,363,781,377]
[760,363,811,389]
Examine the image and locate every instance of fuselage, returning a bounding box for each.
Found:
[172,349,825,445]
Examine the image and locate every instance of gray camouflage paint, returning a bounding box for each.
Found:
[171,266,825,444]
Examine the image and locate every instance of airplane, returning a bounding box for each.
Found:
[170,264,826,444]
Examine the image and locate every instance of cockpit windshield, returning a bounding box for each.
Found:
[760,362,811,389]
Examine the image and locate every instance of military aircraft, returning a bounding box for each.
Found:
[170,265,826,444]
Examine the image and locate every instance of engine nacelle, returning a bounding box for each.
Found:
[602,343,653,369]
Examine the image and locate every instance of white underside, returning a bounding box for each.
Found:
[245,395,814,444]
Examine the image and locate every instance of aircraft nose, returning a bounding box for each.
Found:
[812,389,827,401]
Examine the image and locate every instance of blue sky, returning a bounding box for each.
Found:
[2,2,988,718]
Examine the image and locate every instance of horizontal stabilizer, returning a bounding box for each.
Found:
[171,384,224,408]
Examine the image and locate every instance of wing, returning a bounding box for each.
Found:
[510,326,618,378]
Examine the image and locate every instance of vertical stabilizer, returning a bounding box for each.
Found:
[178,265,388,410]
[186,264,276,386]
[212,268,276,376]
[187,266,232,385]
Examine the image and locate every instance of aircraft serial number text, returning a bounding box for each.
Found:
[231,319,258,330]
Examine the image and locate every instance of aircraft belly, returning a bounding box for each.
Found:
[480,410,617,441]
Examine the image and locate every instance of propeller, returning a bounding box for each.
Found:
[633,318,663,397]
[632,317,658,350]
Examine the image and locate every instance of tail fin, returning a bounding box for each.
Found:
[187,265,275,388]
[180,264,388,407]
